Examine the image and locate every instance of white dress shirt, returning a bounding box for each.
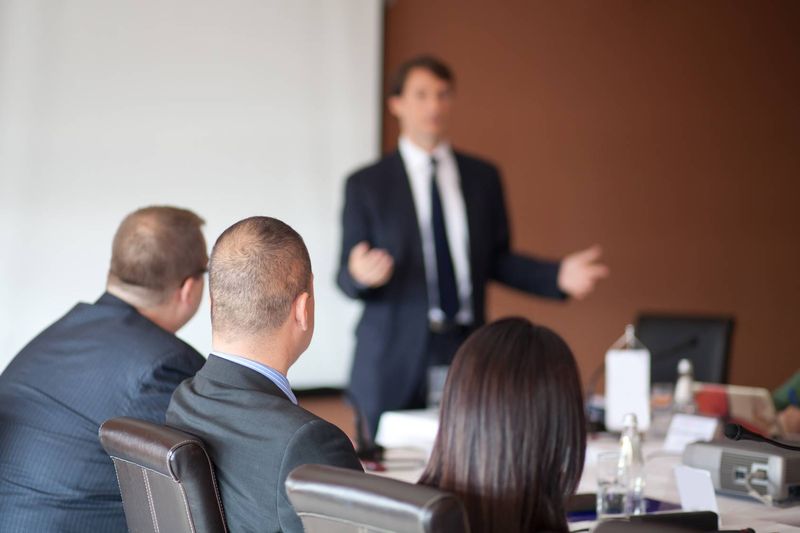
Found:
[398,136,474,325]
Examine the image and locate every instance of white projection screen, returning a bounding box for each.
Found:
[0,0,383,388]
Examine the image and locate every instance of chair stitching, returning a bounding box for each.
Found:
[110,454,203,533]
[168,442,227,532]
[202,449,228,532]
[142,468,160,533]
[204,452,228,533]
[110,456,173,479]
[176,482,197,533]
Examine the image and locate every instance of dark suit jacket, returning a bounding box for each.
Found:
[337,150,566,426]
[166,354,362,533]
[0,292,205,532]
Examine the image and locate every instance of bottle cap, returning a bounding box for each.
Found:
[624,324,636,346]
[623,412,639,429]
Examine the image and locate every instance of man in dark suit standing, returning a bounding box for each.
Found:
[167,216,362,533]
[338,56,610,434]
[0,206,208,532]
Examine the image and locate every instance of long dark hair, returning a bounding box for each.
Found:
[419,318,586,533]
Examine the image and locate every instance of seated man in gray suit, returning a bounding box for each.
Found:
[167,216,362,533]
[0,206,208,532]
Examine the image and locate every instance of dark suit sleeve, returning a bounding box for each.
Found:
[277,419,363,533]
[122,350,204,424]
[336,175,385,301]
[489,168,568,300]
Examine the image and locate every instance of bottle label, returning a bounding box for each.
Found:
[605,349,651,431]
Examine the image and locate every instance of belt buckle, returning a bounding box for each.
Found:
[429,319,451,334]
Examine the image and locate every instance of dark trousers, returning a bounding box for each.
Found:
[407,325,474,410]
[363,325,474,438]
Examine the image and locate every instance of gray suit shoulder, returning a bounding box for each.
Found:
[288,416,353,448]
[277,414,361,531]
[280,413,360,472]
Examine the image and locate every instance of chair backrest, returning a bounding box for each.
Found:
[99,417,227,533]
[594,521,712,533]
[286,464,470,533]
[636,313,735,384]
[594,510,719,532]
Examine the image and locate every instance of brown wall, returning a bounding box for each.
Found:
[382,0,800,389]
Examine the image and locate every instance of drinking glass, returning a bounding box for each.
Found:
[596,451,627,518]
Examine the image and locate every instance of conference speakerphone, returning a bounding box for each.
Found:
[683,439,800,505]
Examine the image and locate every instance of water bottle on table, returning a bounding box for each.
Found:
[673,358,696,414]
[597,412,647,518]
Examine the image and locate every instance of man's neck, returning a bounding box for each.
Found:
[107,285,178,333]
[137,306,178,334]
[402,132,445,154]
[212,336,292,376]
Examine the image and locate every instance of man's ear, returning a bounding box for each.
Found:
[388,95,403,118]
[178,275,199,304]
[294,292,310,332]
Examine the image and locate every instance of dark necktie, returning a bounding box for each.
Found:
[430,157,459,320]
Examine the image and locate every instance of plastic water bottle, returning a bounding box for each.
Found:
[618,413,646,515]
[673,358,696,414]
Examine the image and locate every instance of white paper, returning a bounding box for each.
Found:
[375,409,439,452]
[663,414,719,453]
[675,465,719,517]
[605,349,651,431]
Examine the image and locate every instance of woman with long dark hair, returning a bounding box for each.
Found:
[419,317,586,533]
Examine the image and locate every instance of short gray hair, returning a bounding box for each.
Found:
[209,216,311,337]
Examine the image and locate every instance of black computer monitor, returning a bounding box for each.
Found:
[635,313,735,384]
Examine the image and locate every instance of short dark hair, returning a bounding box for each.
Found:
[419,318,586,533]
[209,216,312,337]
[108,206,206,303]
[389,55,455,96]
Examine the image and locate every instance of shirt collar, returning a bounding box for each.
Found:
[210,350,297,405]
[399,136,453,170]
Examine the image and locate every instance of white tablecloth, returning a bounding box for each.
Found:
[373,408,800,532]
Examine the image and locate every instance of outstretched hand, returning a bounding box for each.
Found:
[779,405,800,435]
[348,241,395,288]
[557,245,609,300]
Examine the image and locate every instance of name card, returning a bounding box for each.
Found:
[674,465,719,521]
[664,414,718,453]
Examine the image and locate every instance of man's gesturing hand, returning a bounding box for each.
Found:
[348,241,395,288]
[557,245,609,300]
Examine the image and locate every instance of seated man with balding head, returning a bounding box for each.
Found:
[0,206,208,532]
[167,216,361,533]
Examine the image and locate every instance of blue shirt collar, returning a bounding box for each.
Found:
[210,350,297,405]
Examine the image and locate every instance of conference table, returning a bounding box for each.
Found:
[373,408,800,533]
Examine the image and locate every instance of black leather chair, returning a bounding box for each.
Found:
[594,510,720,532]
[636,313,735,384]
[594,522,713,533]
[99,417,227,533]
[286,464,470,533]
